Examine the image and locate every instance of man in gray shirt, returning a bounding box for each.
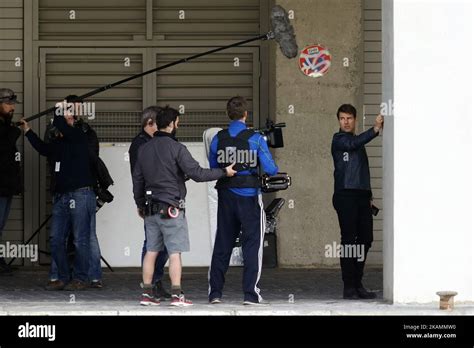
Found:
[132,106,236,306]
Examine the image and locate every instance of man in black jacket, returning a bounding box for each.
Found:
[43,95,104,289]
[20,107,96,291]
[132,106,236,306]
[0,89,22,275]
[129,106,170,300]
[331,104,383,300]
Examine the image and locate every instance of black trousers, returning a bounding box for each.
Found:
[333,190,373,289]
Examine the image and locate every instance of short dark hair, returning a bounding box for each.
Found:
[226,96,248,120]
[65,95,82,103]
[337,104,357,119]
[156,105,180,129]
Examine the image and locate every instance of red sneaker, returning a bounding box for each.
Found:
[170,294,193,307]
[140,292,160,306]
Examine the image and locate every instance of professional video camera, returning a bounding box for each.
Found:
[255,119,291,192]
[255,119,287,148]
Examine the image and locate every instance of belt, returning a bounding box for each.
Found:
[145,201,182,218]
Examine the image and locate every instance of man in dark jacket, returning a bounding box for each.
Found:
[132,105,236,306]
[129,107,170,300]
[20,106,96,291]
[331,104,383,300]
[0,89,22,275]
[43,95,104,289]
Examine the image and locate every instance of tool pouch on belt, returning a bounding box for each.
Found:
[155,202,180,219]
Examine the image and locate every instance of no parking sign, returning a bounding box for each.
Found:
[298,44,332,78]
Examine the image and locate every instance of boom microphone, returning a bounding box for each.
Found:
[270,5,299,59]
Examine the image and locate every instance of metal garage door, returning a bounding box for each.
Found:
[152,0,260,40]
[38,0,147,40]
[32,0,264,264]
[38,0,261,41]
[38,48,145,263]
[154,47,260,141]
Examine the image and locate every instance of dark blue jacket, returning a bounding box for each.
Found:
[25,116,94,194]
[331,127,379,195]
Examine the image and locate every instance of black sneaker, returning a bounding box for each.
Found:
[45,280,66,291]
[154,280,171,300]
[343,288,359,300]
[0,258,12,276]
[64,279,88,291]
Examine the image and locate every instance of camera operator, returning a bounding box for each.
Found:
[20,98,96,291]
[0,89,22,275]
[208,96,278,305]
[331,104,383,300]
[133,105,236,306]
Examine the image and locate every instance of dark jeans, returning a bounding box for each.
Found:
[333,190,373,289]
[142,225,169,283]
[49,214,102,282]
[0,196,13,239]
[50,187,96,283]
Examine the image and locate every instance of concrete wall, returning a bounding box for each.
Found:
[384,0,473,303]
[274,0,365,267]
[381,0,394,302]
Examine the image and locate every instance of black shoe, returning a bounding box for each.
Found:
[356,287,377,299]
[0,258,12,276]
[343,288,359,300]
[154,280,171,300]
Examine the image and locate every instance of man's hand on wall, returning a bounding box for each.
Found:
[374,114,384,133]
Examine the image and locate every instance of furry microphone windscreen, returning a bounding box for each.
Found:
[270,5,299,59]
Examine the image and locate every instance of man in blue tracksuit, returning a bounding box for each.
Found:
[208,96,278,305]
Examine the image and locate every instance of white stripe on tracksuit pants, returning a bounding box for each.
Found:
[208,190,265,303]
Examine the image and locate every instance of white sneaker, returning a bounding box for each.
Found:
[243,299,270,306]
[210,298,222,304]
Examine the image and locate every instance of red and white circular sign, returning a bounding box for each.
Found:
[298,44,332,78]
